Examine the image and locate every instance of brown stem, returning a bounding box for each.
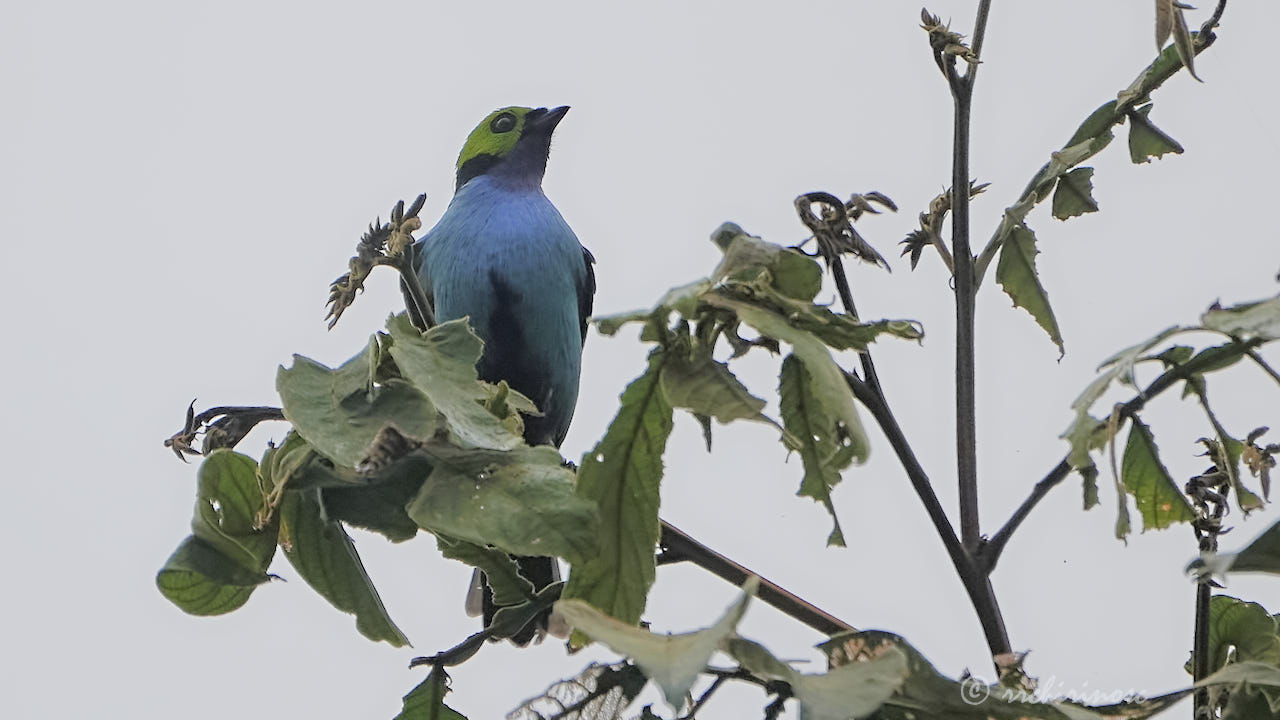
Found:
[659,521,853,636]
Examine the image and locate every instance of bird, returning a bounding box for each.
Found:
[407,106,595,644]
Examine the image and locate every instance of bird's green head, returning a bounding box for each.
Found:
[455,106,569,191]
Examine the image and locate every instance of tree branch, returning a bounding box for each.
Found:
[972,9,1226,285]
[846,372,1010,656]
[979,337,1265,572]
[659,521,853,636]
[951,12,981,557]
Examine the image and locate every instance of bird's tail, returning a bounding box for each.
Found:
[464,555,566,646]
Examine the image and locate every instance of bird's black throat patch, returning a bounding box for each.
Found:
[456,154,500,191]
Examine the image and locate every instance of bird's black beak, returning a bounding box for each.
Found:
[525,106,570,135]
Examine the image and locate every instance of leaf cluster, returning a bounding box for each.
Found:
[158,315,599,646]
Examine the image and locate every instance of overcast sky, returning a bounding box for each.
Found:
[5,1,1280,718]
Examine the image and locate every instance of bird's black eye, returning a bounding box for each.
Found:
[490,112,518,134]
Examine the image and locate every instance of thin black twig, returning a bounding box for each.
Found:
[679,675,727,720]
[979,337,1265,572]
[1246,350,1280,386]
[164,402,286,459]
[846,372,1009,656]
[969,0,993,72]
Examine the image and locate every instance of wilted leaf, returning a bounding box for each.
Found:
[1201,295,1280,341]
[779,355,848,546]
[1061,413,1106,473]
[996,225,1064,357]
[563,350,674,629]
[1071,326,1186,416]
[703,294,870,465]
[556,577,757,711]
[728,635,908,720]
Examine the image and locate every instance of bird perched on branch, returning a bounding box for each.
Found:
[408,106,595,644]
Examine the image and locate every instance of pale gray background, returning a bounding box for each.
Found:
[5,1,1279,718]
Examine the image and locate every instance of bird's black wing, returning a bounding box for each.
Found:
[578,245,596,346]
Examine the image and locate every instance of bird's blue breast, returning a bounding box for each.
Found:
[417,176,587,446]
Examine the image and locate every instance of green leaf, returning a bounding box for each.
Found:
[407,444,598,564]
[386,315,525,451]
[1112,469,1133,541]
[556,577,757,711]
[728,633,908,720]
[1198,660,1280,692]
[394,667,467,720]
[436,535,533,608]
[156,535,272,616]
[594,278,712,337]
[1223,688,1280,720]
[1066,100,1120,146]
[818,630,1177,719]
[703,294,870,464]
[563,350,674,629]
[157,450,279,616]
[1187,343,1249,374]
[1203,596,1280,673]
[1201,295,1280,341]
[1081,461,1101,510]
[258,430,428,542]
[1155,0,1174,50]
[712,226,823,302]
[1154,344,1196,368]
[320,459,427,543]
[1128,105,1184,163]
[1170,4,1200,82]
[281,489,409,646]
[1061,326,1188,470]
[1223,517,1280,575]
[997,225,1064,357]
[1051,167,1100,220]
[659,351,771,426]
[190,450,278,573]
[1061,413,1106,472]
[1121,419,1196,531]
[1208,431,1266,516]
[779,355,848,547]
[277,338,437,469]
